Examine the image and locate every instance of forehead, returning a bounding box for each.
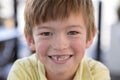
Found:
[36,13,86,30]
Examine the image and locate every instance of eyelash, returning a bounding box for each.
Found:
[67,31,80,35]
[40,31,80,37]
[40,32,53,36]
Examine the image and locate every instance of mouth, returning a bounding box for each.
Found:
[48,55,73,64]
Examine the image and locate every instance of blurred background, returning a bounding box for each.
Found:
[0,0,120,80]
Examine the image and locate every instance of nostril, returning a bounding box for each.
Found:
[51,41,69,50]
[70,55,73,57]
[52,46,68,51]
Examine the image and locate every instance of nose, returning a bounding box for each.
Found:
[51,34,69,50]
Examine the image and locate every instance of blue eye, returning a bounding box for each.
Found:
[67,31,79,35]
[40,32,53,36]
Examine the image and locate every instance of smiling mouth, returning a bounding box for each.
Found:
[48,55,73,62]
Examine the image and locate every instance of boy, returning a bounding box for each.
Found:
[8,0,110,80]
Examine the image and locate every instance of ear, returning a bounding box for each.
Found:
[86,36,94,48]
[24,32,36,52]
[86,30,96,48]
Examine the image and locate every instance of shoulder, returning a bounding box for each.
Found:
[84,56,111,80]
[84,56,108,71]
[12,54,38,70]
[16,54,37,66]
[7,54,39,80]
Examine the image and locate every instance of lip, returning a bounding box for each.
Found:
[48,55,73,64]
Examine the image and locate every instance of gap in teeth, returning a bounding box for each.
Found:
[51,56,70,61]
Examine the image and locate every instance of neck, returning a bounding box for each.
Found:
[46,71,75,80]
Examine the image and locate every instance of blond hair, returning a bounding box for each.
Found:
[24,0,96,41]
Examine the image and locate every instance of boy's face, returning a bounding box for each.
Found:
[27,13,93,75]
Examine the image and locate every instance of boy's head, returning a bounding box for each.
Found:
[24,0,96,78]
[24,0,96,41]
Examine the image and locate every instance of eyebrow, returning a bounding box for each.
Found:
[37,26,53,30]
[37,25,84,30]
[66,25,84,29]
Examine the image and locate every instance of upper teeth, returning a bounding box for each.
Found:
[51,56,70,61]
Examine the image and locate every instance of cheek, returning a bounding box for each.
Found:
[71,38,86,55]
[35,40,49,58]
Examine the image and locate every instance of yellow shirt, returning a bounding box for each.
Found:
[7,54,110,80]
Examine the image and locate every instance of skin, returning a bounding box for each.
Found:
[25,13,94,80]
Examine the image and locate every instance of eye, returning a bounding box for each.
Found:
[40,32,53,36]
[67,31,79,35]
